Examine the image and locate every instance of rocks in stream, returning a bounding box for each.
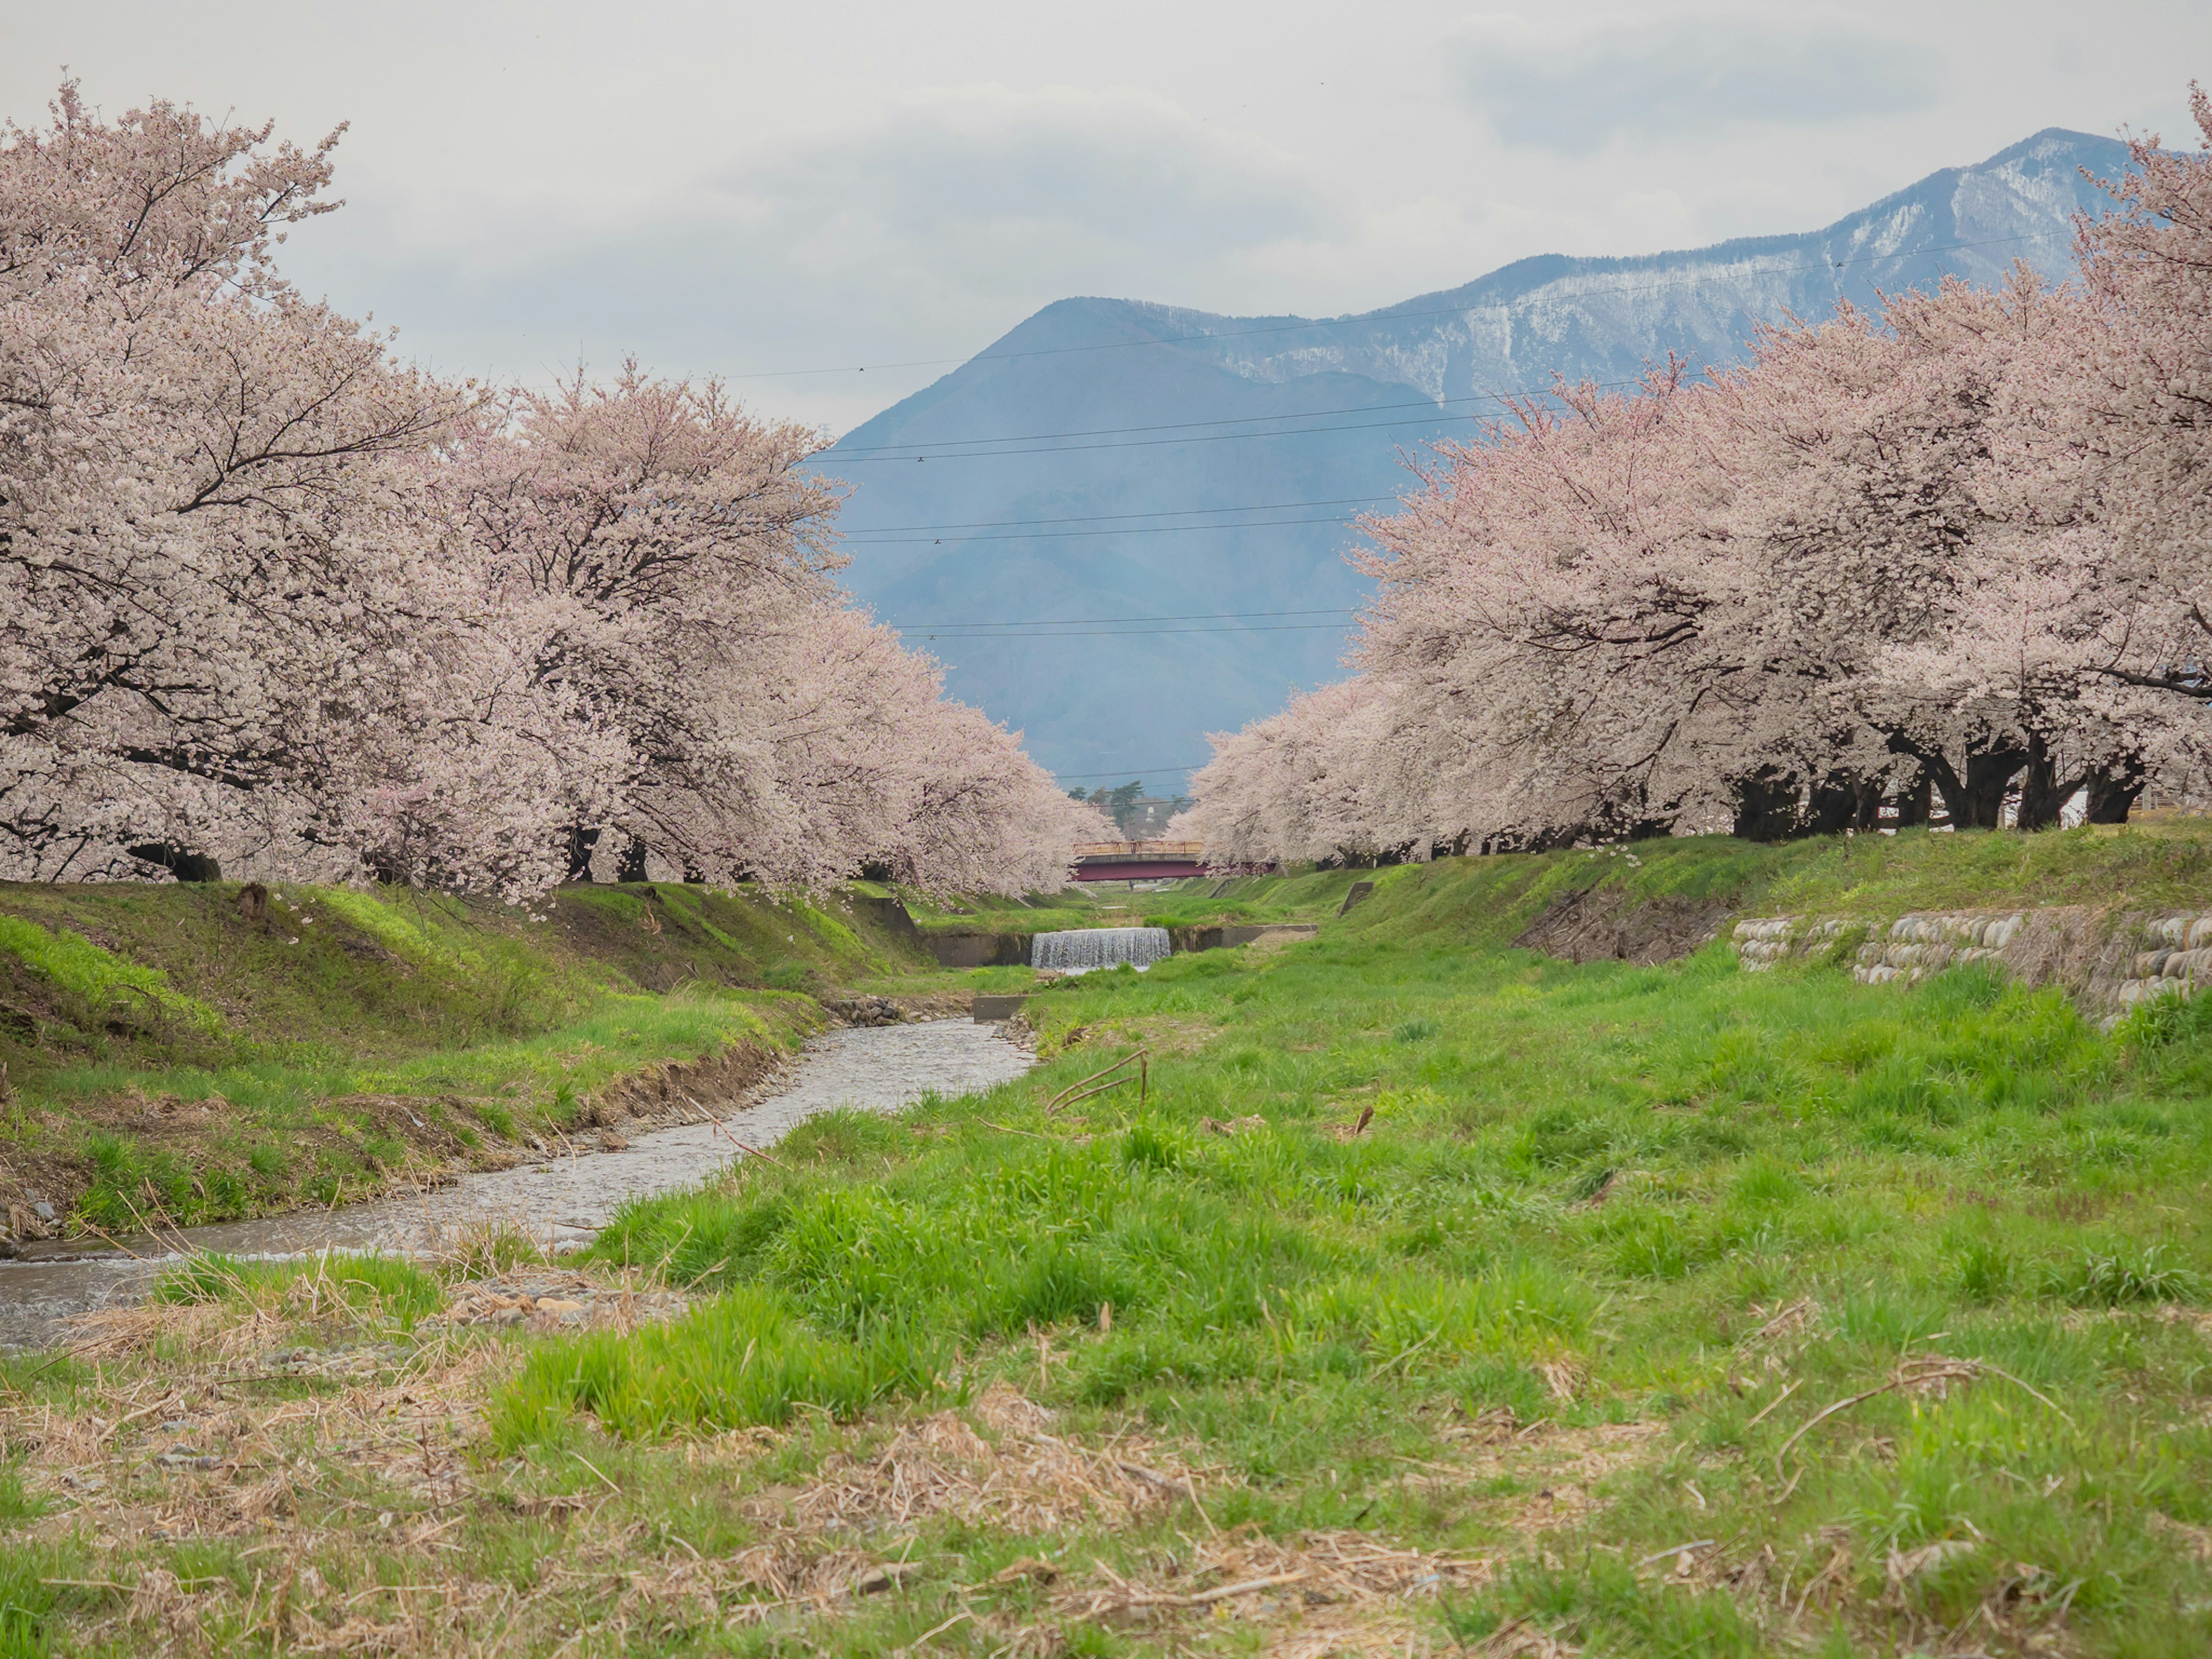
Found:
[821,993,978,1027]
[823,995,906,1027]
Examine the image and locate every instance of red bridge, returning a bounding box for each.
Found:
[1071,840,1274,882]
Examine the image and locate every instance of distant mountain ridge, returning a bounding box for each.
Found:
[824,128,2133,789]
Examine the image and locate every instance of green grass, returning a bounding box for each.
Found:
[0,877,934,1230]
[16,825,2212,1654]
[493,829,2212,1654]
[490,1284,940,1446]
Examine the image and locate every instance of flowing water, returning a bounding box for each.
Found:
[1030,926,1171,975]
[0,1019,1032,1351]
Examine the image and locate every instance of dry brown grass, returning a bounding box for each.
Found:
[3,1277,1676,1658]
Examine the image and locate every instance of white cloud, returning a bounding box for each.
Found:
[18,0,2203,431]
[275,85,1343,431]
[722,86,1335,260]
[1455,12,1940,154]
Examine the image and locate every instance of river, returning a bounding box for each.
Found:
[0,1018,1033,1351]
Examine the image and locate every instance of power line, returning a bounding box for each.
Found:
[828,377,1665,467]
[835,407,1491,465]
[1056,762,1212,781]
[914,622,1347,640]
[828,390,1571,459]
[897,607,1357,628]
[848,513,1364,546]
[742,230,2067,383]
[837,493,1396,535]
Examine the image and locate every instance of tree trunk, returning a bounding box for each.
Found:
[1732,768,1799,842]
[1956,740,2030,829]
[2014,733,2078,831]
[127,842,222,882]
[563,826,601,884]
[1900,737,2027,830]
[1889,772,1932,828]
[1801,771,1865,836]
[2085,757,2148,824]
[616,835,650,884]
[1853,775,1884,831]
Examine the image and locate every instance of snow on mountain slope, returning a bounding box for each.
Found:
[822,128,2131,789]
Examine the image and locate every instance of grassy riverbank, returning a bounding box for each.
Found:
[0,879,938,1231]
[900,866,1381,939]
[9,825,2212,1654]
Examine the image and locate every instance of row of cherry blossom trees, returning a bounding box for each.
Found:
[1,84,1098,897]
[1184,88,2212,863]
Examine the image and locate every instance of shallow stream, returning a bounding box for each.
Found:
[0,1018,1032,1351]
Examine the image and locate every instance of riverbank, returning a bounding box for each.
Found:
[0,1018,1034,1352]
[0,879,949,1234]
[10,826,2212,1656]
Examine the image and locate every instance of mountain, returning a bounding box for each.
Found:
[823,128,2133,791]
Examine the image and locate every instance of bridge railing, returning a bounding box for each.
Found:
[1073,840,1205,859]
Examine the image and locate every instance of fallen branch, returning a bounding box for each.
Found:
[724,1137,792,1173]
[1123,1570,1306,1608]
[1636,1539,1713,1569]
[1773,1355,2068,1477]
[902,1607,972,1650]
[1743,1377,1800,1430]
[1051,1076,1135,1113]
[684,1094,794,1171]
[1046,1050,1147,1112]
[1117,1457,1220,1535]
[1774,1372,1951,1476]
[97,1390,185,1445]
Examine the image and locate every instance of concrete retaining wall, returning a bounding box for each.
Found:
[925,920,1323,969]
[1173,923,1319,953]
[922,931,1033,968]
[1731,906,2212,1023]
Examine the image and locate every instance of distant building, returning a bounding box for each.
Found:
[1077,783,1190,839]
[1121,796,1185,837]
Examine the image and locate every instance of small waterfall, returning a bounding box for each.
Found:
[1031,927,1172,975]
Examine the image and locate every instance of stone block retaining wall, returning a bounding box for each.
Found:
[1731,907,2212,1022]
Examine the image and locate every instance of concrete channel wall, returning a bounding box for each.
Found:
[921,921,1321,970]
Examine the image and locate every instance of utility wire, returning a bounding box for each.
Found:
[1056,762,1211,781]
[835,408,1491,465]
[828,376,1664,466]
[825,387,1632,459]
[848,513,1362,545]
[914,622,1347,639]
[837,493,1396,535]
[741,230,2067,382]
[899,606,1357,628]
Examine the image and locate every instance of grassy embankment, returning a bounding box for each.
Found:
[0,878,948,1232]
[903,869,1387,997]
[9,825,2212,1655]
[903,867,1379,937]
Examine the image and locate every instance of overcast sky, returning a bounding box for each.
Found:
[6,1,2207,433]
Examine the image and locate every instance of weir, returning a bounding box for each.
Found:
[1031,926,1171,975]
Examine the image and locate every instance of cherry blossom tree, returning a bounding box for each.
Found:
[2,83,1091,897]
[1185,89,2212,860]
[1,82,458,880]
